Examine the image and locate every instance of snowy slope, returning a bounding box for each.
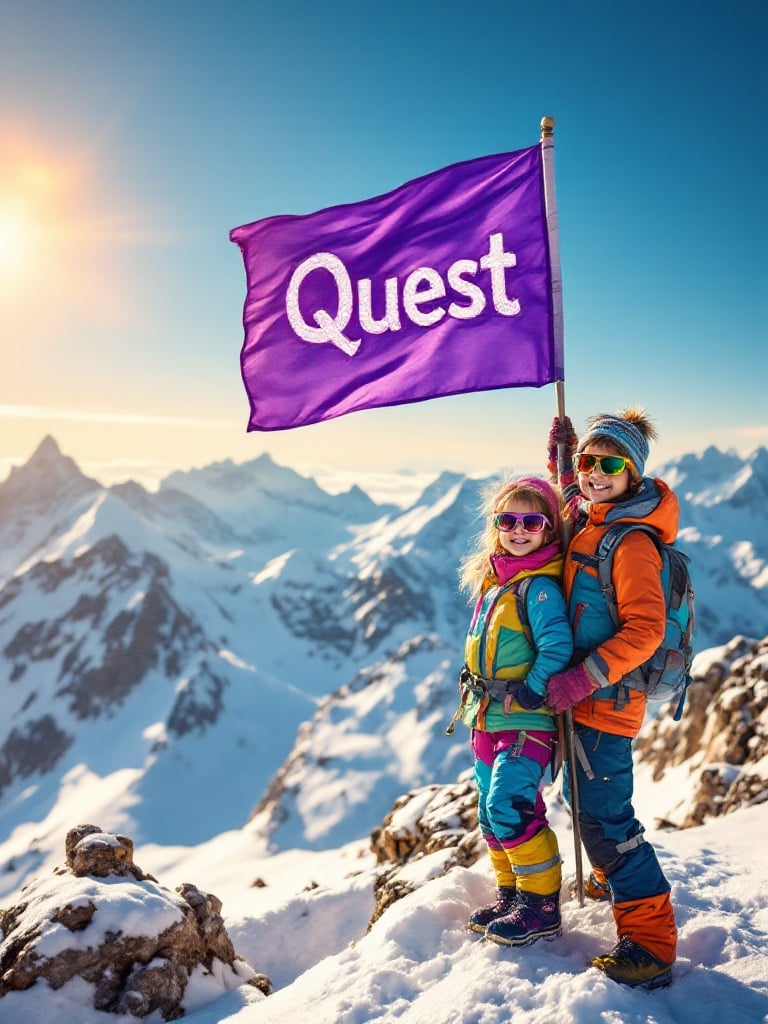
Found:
[0,446,479,864]
[0,440,767,871]
[201,805,768,1024]
[0,442,396,864]
[2,796,765,1024]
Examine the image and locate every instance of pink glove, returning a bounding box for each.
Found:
[547,416,578,485]
[547,663,599,714]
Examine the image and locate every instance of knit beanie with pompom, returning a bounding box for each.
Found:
[576,415,650,477]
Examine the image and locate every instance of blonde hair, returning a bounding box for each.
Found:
[459,478,562,597]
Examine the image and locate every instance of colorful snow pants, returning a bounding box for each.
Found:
[472,728,561,896]
[563,723,677,963]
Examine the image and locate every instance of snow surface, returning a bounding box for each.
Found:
[1,778,766,1023]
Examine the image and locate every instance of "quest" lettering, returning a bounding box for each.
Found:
[285,232,522,356]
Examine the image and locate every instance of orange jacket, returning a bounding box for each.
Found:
[563,479,680,737]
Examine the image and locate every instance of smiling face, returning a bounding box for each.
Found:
[577,442,632,503]
[495,498,549,557]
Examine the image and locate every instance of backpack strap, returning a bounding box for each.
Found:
[595,522,662,632]
[512,576,536,652]
[595,523,663,712]
[666,546,694,615]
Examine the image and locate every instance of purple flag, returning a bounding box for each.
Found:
[230,144,561,431]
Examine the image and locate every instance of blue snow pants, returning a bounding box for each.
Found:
[563,724,671,903]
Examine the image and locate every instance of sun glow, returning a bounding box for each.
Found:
[0,205,30,278]
[0,128,162,325]
[0,137,82,296]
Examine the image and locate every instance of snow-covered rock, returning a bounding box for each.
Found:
[0,825,268,1020]
[634,634,768,826]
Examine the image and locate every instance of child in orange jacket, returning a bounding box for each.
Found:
[546,406,678,990]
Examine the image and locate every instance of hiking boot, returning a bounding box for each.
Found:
[569,871,612,903]
[485,890,561,947]
[591,935,673,989]
[467,886,517,933]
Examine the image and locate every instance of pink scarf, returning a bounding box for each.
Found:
[489,542,561,585]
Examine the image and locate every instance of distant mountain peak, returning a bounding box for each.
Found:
[33,435,63,459]
[21,435,85,477]
[0,435,100,513]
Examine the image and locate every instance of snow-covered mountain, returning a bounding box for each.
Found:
[654,446,768,643]
[0,438,766,889]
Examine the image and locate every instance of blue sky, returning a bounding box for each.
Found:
[1,0,765,487]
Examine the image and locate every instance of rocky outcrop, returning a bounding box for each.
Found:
[634,634,768,828]
[0,714,73,796]
[368,771,483,928]
[346,566,437,650]
[0,534,230,800]
[51,543,217,723]
[0,825,270,1020]
[270,571,358,655]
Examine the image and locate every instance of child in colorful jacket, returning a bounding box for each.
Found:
[546,406,678,989]
[452,476,573,946]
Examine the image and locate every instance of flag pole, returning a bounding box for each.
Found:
[540,116,564,390]
[540,115,585,909]
[540,117,570,514]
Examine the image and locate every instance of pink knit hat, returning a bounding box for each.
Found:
[509,476,562,533]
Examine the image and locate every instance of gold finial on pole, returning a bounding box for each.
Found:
[540,116,555,140]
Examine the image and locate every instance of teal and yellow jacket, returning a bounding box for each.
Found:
[458,544,573,733]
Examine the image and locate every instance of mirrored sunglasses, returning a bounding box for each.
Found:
[576,453,630,476]
[493,512,551,534]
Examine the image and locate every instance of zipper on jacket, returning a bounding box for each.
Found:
[476,580,525,678]
[572,601,587,636]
